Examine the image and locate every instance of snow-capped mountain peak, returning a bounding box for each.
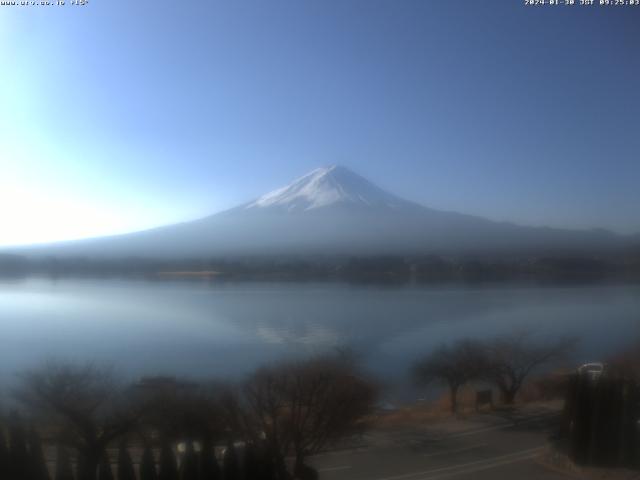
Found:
[244,165,410,212]
[9,165,630,259]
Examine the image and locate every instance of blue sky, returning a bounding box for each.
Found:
[1,0,639,246]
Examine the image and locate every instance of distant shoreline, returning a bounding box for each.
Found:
[155,270,222,279]
[1,252,640,284]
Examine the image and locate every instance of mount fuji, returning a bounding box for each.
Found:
[10,166,633,258]
[242,165,416,212]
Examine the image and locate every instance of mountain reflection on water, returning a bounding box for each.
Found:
[1,278,638,401]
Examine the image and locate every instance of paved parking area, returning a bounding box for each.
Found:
[311,406,570,480]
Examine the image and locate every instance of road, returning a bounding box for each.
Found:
[311,405,569,480]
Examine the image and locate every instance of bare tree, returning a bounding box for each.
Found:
[131,376,227,444]
[158,440,178,480]
[0,422,8,479]
[28,427,51,480]
[8,411,30,480]
[55,446,74,480]
[97,452,114,480]
[609,340,640,380]
[222,442,240,480]
[16,362,140,480]
[139,445,158,480]
[483,332,576,404]
[243,353,377,478]
[117,443,136,480]
[413,339,487,414]
[130,377,227,480]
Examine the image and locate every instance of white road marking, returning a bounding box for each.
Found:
[313,446,368,457]
[373,446,545,480]
[443,412,559,438]
[318,465,352,472]
[420,443,487,458]
[419,449,543,479]
[314,412,558,459]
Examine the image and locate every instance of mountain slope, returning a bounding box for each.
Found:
[8,166,634,258]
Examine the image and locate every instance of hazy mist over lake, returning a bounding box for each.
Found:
[2,278,638,401]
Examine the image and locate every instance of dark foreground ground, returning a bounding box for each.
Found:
[311,404,572,480]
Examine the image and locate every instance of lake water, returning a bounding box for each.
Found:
[1,278,639,401]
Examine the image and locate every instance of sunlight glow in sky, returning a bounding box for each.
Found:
[1,1,639,246]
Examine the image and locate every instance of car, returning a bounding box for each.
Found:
[577,362,605,381]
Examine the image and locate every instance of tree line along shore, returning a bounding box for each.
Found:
[2,252,640,283]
